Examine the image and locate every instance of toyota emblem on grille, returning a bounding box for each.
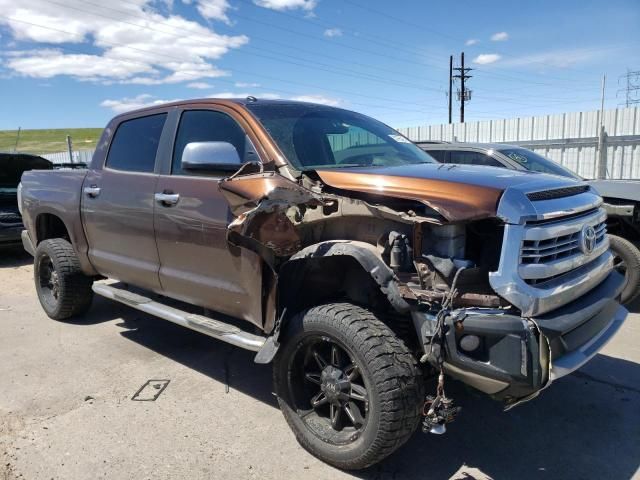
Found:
[581,225,597,254]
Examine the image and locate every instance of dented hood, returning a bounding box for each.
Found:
[316,163,581,221]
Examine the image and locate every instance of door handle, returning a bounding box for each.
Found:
[84,186,101,198]
[155,192,180,206]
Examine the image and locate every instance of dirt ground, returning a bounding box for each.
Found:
[1,248,639,480]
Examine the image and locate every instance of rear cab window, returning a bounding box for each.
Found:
[424,150,448,163]
[106,113,167,172]
[449,150,503,168]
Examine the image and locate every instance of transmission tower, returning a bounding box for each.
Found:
[618,69,640,107]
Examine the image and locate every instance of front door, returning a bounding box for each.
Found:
[153,108,263,325]
[81,113,167,291]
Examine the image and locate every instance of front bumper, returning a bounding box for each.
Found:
[416,270,628,403]
[533,271,627,382]
[21,229,35,256]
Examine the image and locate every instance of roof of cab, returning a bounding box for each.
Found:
[110,97,334,120]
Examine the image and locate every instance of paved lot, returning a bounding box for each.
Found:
[1,248,639,480]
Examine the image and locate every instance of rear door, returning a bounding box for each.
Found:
[81,112,167,291]
[153,107,264,325]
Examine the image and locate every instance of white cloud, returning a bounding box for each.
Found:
[6,49,156,80]
[323,28,342,38]
[100,94,181,113]
[472,53,501,65]
[235,81,261,87]
[465,38,479,46]
[188,0,232,24]
[188,81,214,89]
[0,0,248,85]
[490,31,509,42]
[290,94,340,106]
[253,0,316,11]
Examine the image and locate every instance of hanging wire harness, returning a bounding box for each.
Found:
[421,267,465,434]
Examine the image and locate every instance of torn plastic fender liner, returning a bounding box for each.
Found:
[219,171,327,260]
[281,240,412,314]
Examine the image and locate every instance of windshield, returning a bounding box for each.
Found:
[246,103,436,170]
[498,148,582,180]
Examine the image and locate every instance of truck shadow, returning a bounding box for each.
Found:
[81,300,640,479]
[110,303,277,407]
[361,358,640,480]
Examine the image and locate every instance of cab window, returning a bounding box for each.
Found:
[106,114,167,172]
[172,110,246,175]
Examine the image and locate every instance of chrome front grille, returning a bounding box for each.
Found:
[489,183,613,317]
[518,210,608,285]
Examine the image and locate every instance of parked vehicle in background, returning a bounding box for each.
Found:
[418,142,640,305]
[1,153,87,250]
[19,99,628,469]
[1,153,53,248]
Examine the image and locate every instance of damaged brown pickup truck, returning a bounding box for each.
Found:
[19,99,628,470]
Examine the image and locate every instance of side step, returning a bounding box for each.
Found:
[92,283,266,352]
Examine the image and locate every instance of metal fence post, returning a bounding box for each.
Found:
[66,135,74,163]
[597,126,608,179]
[13,127,21,152]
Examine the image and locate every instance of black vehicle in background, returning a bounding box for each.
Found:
[418,142,640,305]
[1,153,54,248]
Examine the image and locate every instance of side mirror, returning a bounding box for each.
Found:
[181,141,242,171]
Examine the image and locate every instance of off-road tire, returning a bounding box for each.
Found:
[273,302,424,470]
[34,238,93,320]
[609,234,640,305]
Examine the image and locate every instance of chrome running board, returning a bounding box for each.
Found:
[92,283,266,352]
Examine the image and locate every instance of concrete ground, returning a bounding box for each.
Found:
[1,248,639,480]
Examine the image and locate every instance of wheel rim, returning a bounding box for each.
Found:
[38,254,60,308]
[287,335,370,445]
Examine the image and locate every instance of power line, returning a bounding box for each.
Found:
[234,0,607,90]
[72,0,441,83]
[3,15,614,120]
[39,0,444,93]
[340,0,625,80]
[68,0,605,92]
[0,15,451,115]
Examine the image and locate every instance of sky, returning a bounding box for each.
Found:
[0,0,639,130]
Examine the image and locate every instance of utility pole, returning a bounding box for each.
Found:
[448,55,453,124]
[452,52,473,123]
[617,69,640,107]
